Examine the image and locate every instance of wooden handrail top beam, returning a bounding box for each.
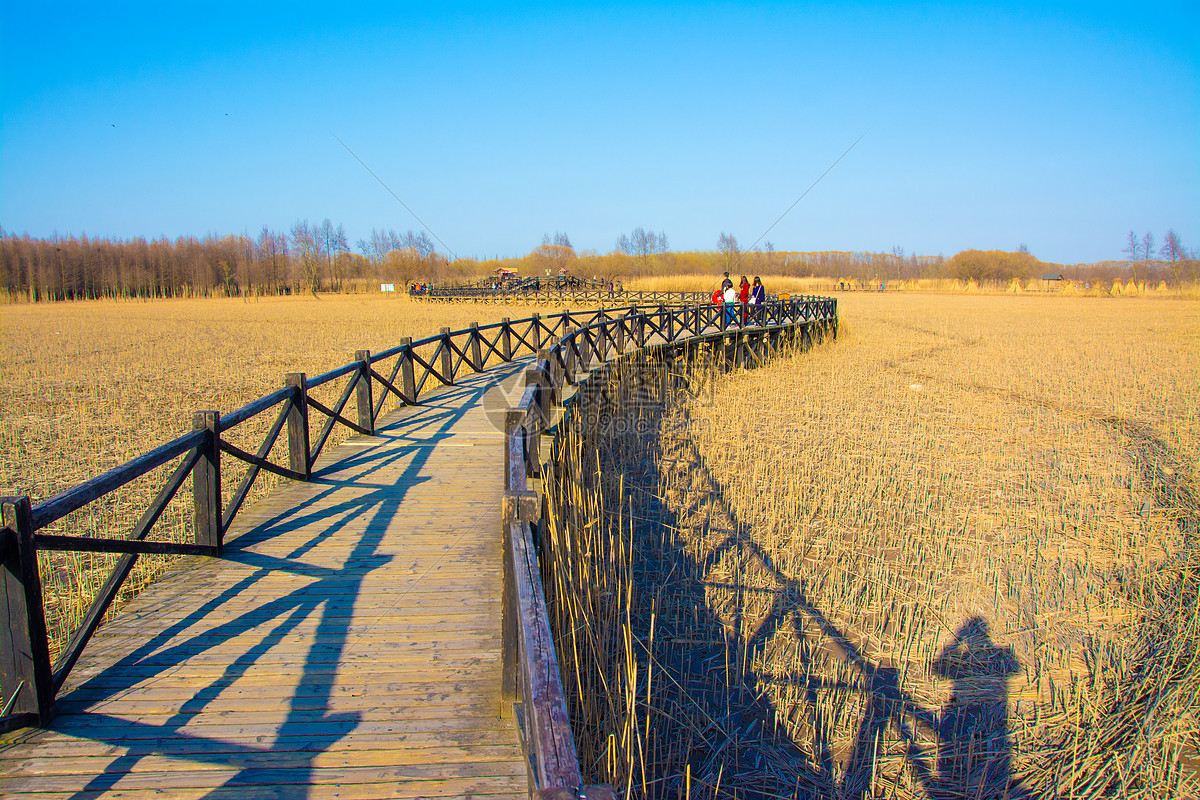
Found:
[33,534,217,557]
[29,429,206,530]
[218,386,293,431]
[304,359,360,390]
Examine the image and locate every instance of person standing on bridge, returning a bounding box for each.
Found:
[738,275,750,325]
[711,272,728,302]
[713,271,730,302]
[722,278,738,326]
[750,276,765,324]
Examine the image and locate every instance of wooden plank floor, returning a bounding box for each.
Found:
[0,359,535,799]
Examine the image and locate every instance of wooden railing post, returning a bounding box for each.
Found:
[576,326,591,371]
[615,316,625,354]
[531,314,542,350]
[500,516,517,717]
[540,338,561,406]
[500,318,513,361]
[637,312,647,349]
[192,410,222,553]
[505,410,524,489]
[354,350,374,436]
[665,305,674,342]
[0,496,54,730]
[439,327,454,384]
[562,326,576,384]
[399,338,417,403]
[527,364,551,436]
[596,319,608,362]
[469,322,483,371]
[285,373,311,480]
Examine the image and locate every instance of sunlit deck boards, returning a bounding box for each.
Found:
[0,360,533,799]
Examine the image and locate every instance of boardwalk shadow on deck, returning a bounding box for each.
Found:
[48,360,529,799]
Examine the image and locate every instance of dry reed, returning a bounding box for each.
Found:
[627,273,1200,299]
[541,294,1199,798]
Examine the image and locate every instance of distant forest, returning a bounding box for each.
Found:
[0,223,1194,301]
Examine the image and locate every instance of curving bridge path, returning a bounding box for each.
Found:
[0,299,835,799]
[1,359,537,799]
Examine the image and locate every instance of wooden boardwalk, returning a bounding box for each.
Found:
[0,359,535,799]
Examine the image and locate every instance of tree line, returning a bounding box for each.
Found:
[1,222,1195,302]
[496,228,1198,287]
[0,221,473,301]
[1122,228,1193,287]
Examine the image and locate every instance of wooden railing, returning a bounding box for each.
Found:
[499,298,836,794]
[0,296,837,798]
[419,286,716,305]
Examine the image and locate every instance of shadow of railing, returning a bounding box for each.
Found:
[542,349,1028,799]
[11,361,525,799]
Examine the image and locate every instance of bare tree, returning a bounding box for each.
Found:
[355,229,389,275]
[1161,229,1185,287]
[358,228,421,281]
[1122,230,1142,284]
[316,219,348,291]
[1141,231,1156,282]
[1161,229,1184,263]
[718,232,740,272]
[891,245,906,281]
[548,231,573,249]
[256,226,285,294]
[401,230,435,259]
[290,219,321,292]
[629,227,667,271]
[614,227,668,272]
[532,233,577,275]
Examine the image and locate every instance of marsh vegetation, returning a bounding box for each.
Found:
[543,294,1199,798]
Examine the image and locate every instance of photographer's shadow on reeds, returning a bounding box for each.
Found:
[925,616,1026,800]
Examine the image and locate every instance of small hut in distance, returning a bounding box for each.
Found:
[1037,272,1065,290]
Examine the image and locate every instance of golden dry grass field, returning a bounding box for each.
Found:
[547,292,1199,798]
[0,293,563,658]
[2,290,1197,798]
[627,272,1199,299]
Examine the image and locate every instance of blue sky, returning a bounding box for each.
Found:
[2,2,1197,264]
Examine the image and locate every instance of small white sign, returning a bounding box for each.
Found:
[380,284,395,292]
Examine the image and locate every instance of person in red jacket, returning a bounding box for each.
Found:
[738,275,750,324]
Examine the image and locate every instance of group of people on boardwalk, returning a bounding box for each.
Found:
[711,273,765,326]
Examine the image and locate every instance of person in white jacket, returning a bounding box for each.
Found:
[722,279,737,326]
